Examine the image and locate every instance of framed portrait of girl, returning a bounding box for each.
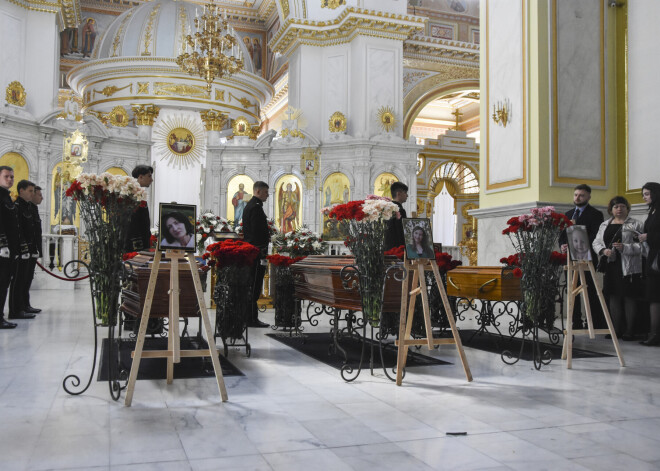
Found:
[403,218,435,260]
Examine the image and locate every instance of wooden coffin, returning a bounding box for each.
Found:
[445,266,522,301]
[120,253,204,318]
[290,255,403,312]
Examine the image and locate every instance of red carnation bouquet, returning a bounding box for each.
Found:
[203,239,260,268]
[266,254,306,267]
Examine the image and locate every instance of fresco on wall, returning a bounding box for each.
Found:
[237,30,267,78]
[373,172,399,199]
[275,175,302,233]
[226,175,254,223]
[321,173,350,241]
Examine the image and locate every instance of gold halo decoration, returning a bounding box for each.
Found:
[153,114,205,169]
[377,106,396,133]
[108,106,129,127]
[232,116,251,136]
[328,111,347,133]
[6,81,26,107]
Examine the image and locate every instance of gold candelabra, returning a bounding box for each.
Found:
[176,1,244,92]
[492,100,509,127]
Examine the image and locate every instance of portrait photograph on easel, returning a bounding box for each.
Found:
[566,225,592,261]
[158,203,197,252]
[403,218,435,260]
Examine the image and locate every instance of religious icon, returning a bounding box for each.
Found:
[567,225,592,261]
[403,218,435,260]
[70,144,82,157]
[305,160,314,171]
[168,128,194,155]
[278,181,300,233]
[231,182,251,223]
[81,18,97,58]
[158,203,197,252]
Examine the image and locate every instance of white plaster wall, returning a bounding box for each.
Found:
[628,0,660,190]
[555,0,602,181]
[0,2,26,96]
[323,48,349,141]
[25,11,59,118]
[486,0,524,187]
[287,45,323,139]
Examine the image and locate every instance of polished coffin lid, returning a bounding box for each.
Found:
[446,266,522,301]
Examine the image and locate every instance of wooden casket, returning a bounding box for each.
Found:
[120,253,205,318]
[445,266,522,301]
[290,255,403,312]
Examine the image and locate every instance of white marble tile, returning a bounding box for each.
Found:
[262,448,353,471]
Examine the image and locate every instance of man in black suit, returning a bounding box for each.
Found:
[24,185,43,314]
[9,179,37,320]
[559,184,605,329]
[0,166,19,328]
[242,181,270,328]
[125,165,153,251]
[384,182,408,251]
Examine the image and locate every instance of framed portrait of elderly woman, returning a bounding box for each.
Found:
[403,218,435,260]
[158,203,197,252]
[566,225,591,261]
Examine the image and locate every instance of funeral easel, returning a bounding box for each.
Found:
[561,257,625,368]
[124,250,228,406]
[395,255,472,385]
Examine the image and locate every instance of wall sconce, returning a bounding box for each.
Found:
[492,100,510,127]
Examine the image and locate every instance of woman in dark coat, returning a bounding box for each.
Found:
[639,182,660,346]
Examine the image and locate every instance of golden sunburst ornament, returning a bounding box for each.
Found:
[153,114,205,169]
[377,106,396,133]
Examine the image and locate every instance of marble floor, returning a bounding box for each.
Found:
[1,288,660,471]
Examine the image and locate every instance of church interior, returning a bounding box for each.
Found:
[2,0,660,469]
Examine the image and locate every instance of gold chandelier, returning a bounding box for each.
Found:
[176,1,244,92]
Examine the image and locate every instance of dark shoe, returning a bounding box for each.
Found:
[8,311,36,320]
[621,334,635,341]
[25,306,41,313]
[0,319,17,329]
[640,335,660,346]
[248,320,269,328]
[604,334,612,339]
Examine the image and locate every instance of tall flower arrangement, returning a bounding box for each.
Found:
[271,226,327,258]
[502,206,572,328]
[66,173,146,325]
[195,211,233,253]
[326,195,400,324]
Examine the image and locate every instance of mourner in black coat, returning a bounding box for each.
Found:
[242,181,271,327]
[0,167,19,328]
[384,182,408,251]
[559,184,605,330]
[125,165,153,251]
[24,186,43,313]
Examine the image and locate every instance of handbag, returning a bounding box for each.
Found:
[596,255,608,273]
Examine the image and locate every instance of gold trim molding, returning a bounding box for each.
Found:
[200,110,228,131]
[132,104,160,126]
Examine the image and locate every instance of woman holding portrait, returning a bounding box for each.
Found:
[639,182,660,346]
[592,196,644,340]
[161,212,195,249]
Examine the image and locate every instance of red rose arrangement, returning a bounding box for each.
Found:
[327,200,366,221]
[123,252,139,261]
[266,254,306,267]
[203,240,260,268]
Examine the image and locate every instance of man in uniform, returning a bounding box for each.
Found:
[0,166,18,328]
[242,181,270,327]
[24,185,43,313]
[559,184,605,330]
[125,165,153,251]
[384,182,408,251]
[10,180,37,320]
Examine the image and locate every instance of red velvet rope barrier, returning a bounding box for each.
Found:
[36,260,90,281]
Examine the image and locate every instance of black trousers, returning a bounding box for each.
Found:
[249,258,267,323]
[9,256,30,314]
[569,271,607,329]
[25,257,37,307]
[0,256,16,317]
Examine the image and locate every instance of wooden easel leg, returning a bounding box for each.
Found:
[562,262,575,361]
[431,263,472,382]
[587,262,625,367]
[565,264,579,368]
[167,253,182,384]
[578,265,595,339]
[395,262,410,386]
[187,254,228,401]
[125,251,162,406]
[401,269,419,370]
[417,263,434,351]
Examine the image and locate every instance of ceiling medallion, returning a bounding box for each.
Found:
[5,81,26,107]
[232,116,251,136]
[108,106,129,127]
[153,115,205,169]
[377,106,396,133]
[328,111,347,133]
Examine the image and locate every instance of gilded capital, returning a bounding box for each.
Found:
[131,104,160,126]
[200,110,228,131]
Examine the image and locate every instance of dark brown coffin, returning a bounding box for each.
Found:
[445,266,522,301]
[120,253,203,318]
[290,255,403,312]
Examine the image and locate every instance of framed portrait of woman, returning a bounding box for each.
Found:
[158,203,197,252]
[403,218,435,260]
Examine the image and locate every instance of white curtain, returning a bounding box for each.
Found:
[432,183,456,245]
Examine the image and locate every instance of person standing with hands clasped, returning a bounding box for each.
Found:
[638,182,660,346]
[384,182,408,251]
[559,184,605,330]
[592,196,644,340]
[242,181,271,328]
[0,167,21,328]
